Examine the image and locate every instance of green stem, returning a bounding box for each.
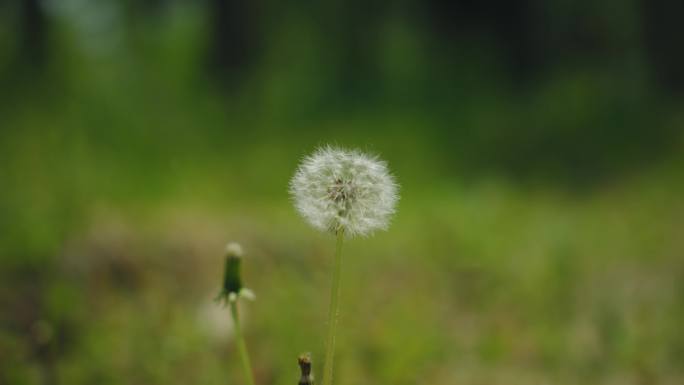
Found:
[230,301,256,385]
[322,230,345,385]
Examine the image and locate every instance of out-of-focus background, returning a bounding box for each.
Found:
[1,1,684,384]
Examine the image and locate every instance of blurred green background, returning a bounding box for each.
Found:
[1,1,684,384]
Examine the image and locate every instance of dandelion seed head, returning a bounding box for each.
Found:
[289,146,399,237]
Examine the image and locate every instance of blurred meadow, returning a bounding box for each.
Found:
[1,1,684,384]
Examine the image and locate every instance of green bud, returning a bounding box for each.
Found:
[217,242,254,304]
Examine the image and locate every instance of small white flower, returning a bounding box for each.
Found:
[290,146,399,237]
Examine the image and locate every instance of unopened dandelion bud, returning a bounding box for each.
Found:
[298,353,315,385]
[217,242,254,304]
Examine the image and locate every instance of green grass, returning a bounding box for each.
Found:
[2,147,683,384]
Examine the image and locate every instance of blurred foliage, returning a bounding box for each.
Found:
[1,1,684,384]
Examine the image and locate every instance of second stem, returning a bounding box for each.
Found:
[230,300,256,385]
[322,230,345,385]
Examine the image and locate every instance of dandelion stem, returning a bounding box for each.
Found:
[322,230,345,385]
[230,301,256,385]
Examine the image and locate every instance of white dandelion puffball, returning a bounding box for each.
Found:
[290,146,399,237]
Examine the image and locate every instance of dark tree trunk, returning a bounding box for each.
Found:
[424,0,541,82]
[20,0,49,68]
[641,0,684,95]
[208,0,260,84]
